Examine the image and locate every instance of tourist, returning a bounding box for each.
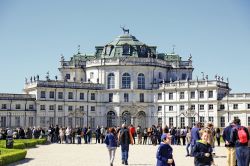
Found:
[156,133,175,166]
[59,127,65,144]
[222,120,236,166]
[136,125,142,144]
[118,123,134,165]
[192,129,215,166]
[185,127,191,157]
[100,126,106,143]
[95,125,101,144]
[104,127,118,166]
[129,124,136,144]
[180,127,187,145]
[190,122,201,156]
[215,128,221,146]
[76,127,82,144]
[230,118,249,166]
[143,128,148,145]
[86,126,92,144]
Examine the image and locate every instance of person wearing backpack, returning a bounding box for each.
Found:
[118,123,134,165]
[230,118,250,166]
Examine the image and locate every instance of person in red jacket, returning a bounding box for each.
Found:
[129,124,136,144]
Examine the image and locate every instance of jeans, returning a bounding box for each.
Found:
[186,143,191,155]
[108,147,116,164]
[121,144,129,162]
[236,146,249,166]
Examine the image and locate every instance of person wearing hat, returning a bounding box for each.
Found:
[222,119,236,166]
[156,133,175,166]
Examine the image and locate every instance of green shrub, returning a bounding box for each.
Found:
[14,140,37,148]
[0,148,27,165]
[35,138,47,145]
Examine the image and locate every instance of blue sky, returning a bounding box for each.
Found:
[0,0,250,93]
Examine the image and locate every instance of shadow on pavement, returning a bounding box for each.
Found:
[7,158,34,166]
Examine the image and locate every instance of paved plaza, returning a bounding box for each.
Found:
[9,143,227,166]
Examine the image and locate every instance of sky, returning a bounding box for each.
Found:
[0,0,250,93]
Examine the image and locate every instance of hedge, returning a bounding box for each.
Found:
[0,148,27,166]
[0,138,47,149]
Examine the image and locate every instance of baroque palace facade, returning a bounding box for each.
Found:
[0,31,250,129]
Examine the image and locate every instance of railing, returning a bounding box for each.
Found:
[159,80,229,89]
[25,80,105,90]
[228,93,250,99]
[0,93,36,100]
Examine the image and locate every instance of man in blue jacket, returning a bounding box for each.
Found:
[190,122,201,156]
[222,120,236,166]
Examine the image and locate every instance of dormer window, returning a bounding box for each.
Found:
[123,44,130,55]
[140,46,147,56]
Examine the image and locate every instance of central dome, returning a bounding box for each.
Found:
[96,33,156,59]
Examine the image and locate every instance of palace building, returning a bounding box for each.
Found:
[0,31,250,129]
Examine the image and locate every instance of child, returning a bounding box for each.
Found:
[156,133,175,166]
[192,128,215,166]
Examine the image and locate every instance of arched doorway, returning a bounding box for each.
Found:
[121,111,131,125]
[136,111,146,129]
[107,111,116,127]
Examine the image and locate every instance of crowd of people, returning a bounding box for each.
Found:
[0,119,249,166]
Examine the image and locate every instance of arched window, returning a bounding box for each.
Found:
[122,111,131,125]
[138,73,145,89]
[107,73,115,89]
[107,111,116,127]
[122,73,131,89]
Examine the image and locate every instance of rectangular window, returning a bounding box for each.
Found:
[208,104,213,110]
[91,93,95,100]
[159,72,162,79]
[247,104,250,109]
[40,91,46,98]
[220,117,225,127]
[1,104,7,109]
[208,91,213,98]
[169,106,173,111]
[180,117,185,128]
[91,106,95,111]
[182,73,187,80]
[200,116,205,126]
[109,93,113,102]
[124,93,129,102]
[80,106,84,111]
[180,105,184,111]
[68,106,73,111]
[58,105,63,111]
[15,117,20,127]
[158,93,162,100]
[158,106,162,112]
[169,93,173,100]
[40,117,45,126]
[199,91,204,98]
[233,104,238,109]
[90,117,95,129]
[190,91,195,99]
[49,91,55,98]
[49,117,54,125]
[139,93,144,102]
[180,92,185,99]
[68,92,73,99]
[0,117,6,127]
[209,117,214,122]
[58,117,63,126]
[66,74,70,80]
[80,93,84,100]
[16,104,21,109]
[199,105,204,110]
[90,72,94,79]
[191,117,196,127]
[49,105,54,110]
[220,104,225,110]
[158,117,162,127]
[248,117,250,126]
[58,92,63,99]
[191,105,195,110]
[40,105,45,110]
[29,105,34,110]
[169,117,173,127]
[68,117,72,127]
[28,117,34,127]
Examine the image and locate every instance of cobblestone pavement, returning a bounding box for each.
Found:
[9,143,227,166]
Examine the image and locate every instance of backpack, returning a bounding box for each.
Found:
[237,127,248,144]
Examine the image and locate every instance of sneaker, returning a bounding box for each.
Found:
[125,161,128,165]
[185,154,190,157]
[122,160,125,164]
